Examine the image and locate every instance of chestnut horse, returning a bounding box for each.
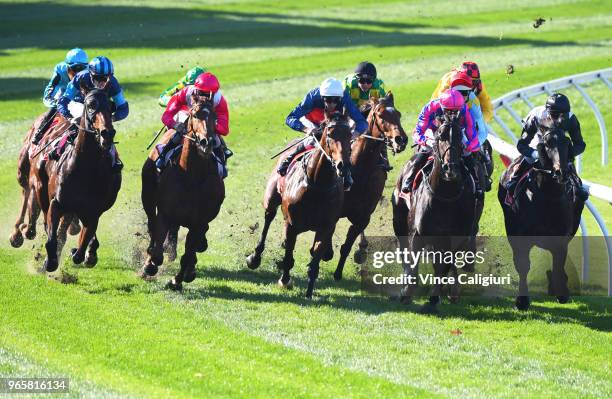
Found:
[333,93,408,280]
[392,114,481,313]
[246,111,352,298]
[141,98,225,290]
[498,127,584,310]
[32,89,121,272]
[9,113,76,248]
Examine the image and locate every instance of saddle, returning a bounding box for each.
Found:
[155,143,228,179]
[277,146,315,194]
[397,156,434,203]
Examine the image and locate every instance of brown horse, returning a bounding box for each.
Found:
[9,113,76,248]
[32,89,121,272]
[246,111,352,298]
[392,114,482,313]
[333,93,408,280]
[141,98,225,290]
[498,127,584,310]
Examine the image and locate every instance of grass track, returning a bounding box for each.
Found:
[0,1,611,398]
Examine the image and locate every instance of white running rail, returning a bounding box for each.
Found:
[486,68,612,295]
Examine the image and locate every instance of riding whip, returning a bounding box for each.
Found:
[146,125,168,150]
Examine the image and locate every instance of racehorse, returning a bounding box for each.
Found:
[392,113,481,313]
[31,89,121,272]
[9,113,79,248]
[333,93,408,280]
[498,127,585,310]
[246,111,352,298]
[141,97,225,290]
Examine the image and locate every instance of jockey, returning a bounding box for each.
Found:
[431,61,493,123]
[157,72,231,171]
[56,56,129,171]
[158,65,206,107]
[32,48,89,144]
[279,78,368,190]
[344,61,387,108]
[344,61,392,172]
[506,93,588,200]
[449,70,492,191]
[400,89,482,198]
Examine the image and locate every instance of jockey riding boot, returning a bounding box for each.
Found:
[219,137,233,161]
[155,130,183,171]
[377,146,393,172]
[109,145,123,173]
[481,147,493,192]
[31,107,58,145]
[277,141,308,176]
[464,155,484,201]
[401,151,429,194]
[567,162,589,202]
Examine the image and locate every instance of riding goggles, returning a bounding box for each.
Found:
[323,96,341,104]
[358,77,373,84]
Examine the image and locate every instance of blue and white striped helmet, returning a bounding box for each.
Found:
[65,48,88,66]
[88,56,114,76]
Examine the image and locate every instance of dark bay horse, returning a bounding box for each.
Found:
[498,127,584,310]
[246,111,352,298]
[141,98,225,290]
[392,114,481,312]
[32,89,121,272]
[333,93,408,280]
[9,113,78,248]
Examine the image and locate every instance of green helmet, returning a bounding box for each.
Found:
[186,66,205,85]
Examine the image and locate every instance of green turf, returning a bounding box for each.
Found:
[0,0,611,398]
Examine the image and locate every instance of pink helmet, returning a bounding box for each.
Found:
[194,72,220,93]
[439,89,465,110]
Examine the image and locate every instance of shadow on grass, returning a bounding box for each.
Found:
[0,2,578,51]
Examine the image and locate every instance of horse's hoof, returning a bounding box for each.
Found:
[165,278,183,291]
[44,258,58,273]
[24,228,36,240]
[420,303,439,314]
[84,252,98,267]
[71,248,84,265]
[277,277,293,289]
[399,295,413,305]
[333,270,343,281]
[183,269,196,283]
[9,232,24,248]
[354,249,367,264]
[151,253,163,266]
[68,222,81,236]
[305,291,313,300]
[196,238,208,253]
[246,253,261,269]
[322,249,334,262]
[557,295,570,304]
[143,263,158,277]
[515,296,531,311]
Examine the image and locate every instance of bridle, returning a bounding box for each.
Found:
[183,102,214,150]
[361,103,404,153]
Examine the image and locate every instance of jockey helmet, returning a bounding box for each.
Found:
[89,56,114,89]
[194,72,220,93]
[439,89,465,111]
[319,78,344,97]
[545,93,571,113]
[186,66,205,85]
[461,61,482,92]
[65,48,88,67]
[355,61,377,79]
[449,71,473,91]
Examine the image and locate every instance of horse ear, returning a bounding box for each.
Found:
[386,91,394,106]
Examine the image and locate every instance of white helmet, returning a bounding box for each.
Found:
[319,78,344,97]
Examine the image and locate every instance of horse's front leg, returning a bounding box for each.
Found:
[71,216,99,265]
[143,212,169,277]
[422,261,446,314]
[278,223,296,289]
[549,244,570,303]
[511,240,532,311]
[23,188,41,241]
[334,223,364,281]
[400,234,419,304]
[354,231,369,264]
[43,198,63,272]
[306,226,335,299]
